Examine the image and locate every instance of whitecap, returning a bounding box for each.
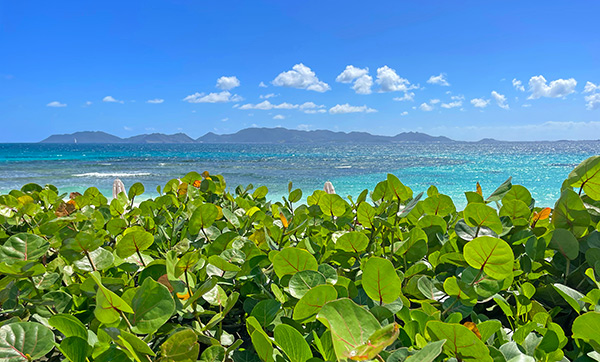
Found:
[73,172,151,178]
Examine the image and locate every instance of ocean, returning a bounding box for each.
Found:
[0,142,597,209]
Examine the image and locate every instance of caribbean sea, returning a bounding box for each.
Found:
[1,142,597,208]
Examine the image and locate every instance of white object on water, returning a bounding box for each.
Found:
[113,178,126,199]
[324,181,336,194]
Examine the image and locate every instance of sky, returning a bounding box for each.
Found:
[1,1,599,142]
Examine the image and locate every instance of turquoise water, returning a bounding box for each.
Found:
[0,142,598,208]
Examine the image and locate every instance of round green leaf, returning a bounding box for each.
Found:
[273,247,318,278]
[567,155,600,201]
[48,314,87,340]
[59,336,90,362]
[190,203,219,235]
[251,330,273,362]
[199,345,225,362]
[335,232,369,253]
[549,228,579,260]
[317,298,381,361]
[572,312,600,350]
[73,247,114,271]
[463,203,503,234]
[426,321,492,362]
[357,202,376,228]
[422,194,456,217]
[250,299,281,327]
[116,228,154,258]
[129,277,175,334]
[160,329,199,362]
[0,322,55,361]
[289,270,326,299]
[274,324,312,362]
[362,257,402,304]
[386,174,412,201]
[502,184,532,206]
[553,189,591,238]
[499,199,531,227]
[0,233,49,264]
[318,194,347,217]
[128,182,145,200]
[293,285,338,322]
[464,236,514,280]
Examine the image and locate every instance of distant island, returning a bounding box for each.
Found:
[39,127,455,144]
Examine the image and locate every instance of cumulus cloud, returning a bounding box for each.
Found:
[146,98,164,104]
[273,114,285,120]
[441,100,462,109]
[336,65,369,83]
[352,75,373,95]
[491,91,509,109]
[429,99,440,104]
[400,111,408,116]
[528,75,577,99]
[183,91,242,103]
[427,73,450,86]
[376,66,413,92]
[419,103,433,111]
[329,103,377,114]
[103,96,124,104]
[304,109,327,114]
[272,63,330,92]
[47,101,66,107]
[470,98,490,108]
[259,82,268,88]
[238,100,324,112]
[393,92,415,102]
[512,79,525,92]
[260,93,277,99]
[584,81,599,93]
[585,93,600,110]
[216,76,240,90]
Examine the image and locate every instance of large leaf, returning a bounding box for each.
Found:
[463,236,514,280]
[318,194,347,217]
[463,203,503,234]
[426,321,492,362]
[386,174,412,201]
[90,271,133,324]
[59,336,90,362]
[316,298,381,361]
[289,270,326,299]
[348,323,400,360]
[129,277,175,334]
[274,324,312,362]
[48,314,88,340]
[567,155,600,201]
[553,189,591,238]
[273,247,318,278]
[293,285,338,322]
[189,203,219,235]
[0,233,49,264]
[422,194,456,217]
[0,322,55,361]
[362,257,402,304]
[116,228,154,258]
[336,232,369,253]
[549,228,579,260]
[409,339,446,362]
[160,329,199,362]
[572,312,600,351]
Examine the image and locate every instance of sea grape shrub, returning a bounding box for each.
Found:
[0,159,600,361]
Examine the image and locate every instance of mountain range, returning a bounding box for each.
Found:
[39,128,455,144]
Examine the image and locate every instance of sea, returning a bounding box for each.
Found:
[0,142,598,209]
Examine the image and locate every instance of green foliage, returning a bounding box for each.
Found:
[1,155,600,361]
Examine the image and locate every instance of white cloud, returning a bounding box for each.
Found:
[400,111,408,116]
[260,93,277,99]
[123,126,133,131]
[393,92,415,102]
[259,82,268,88]
[273,114,285,120]
[427,73,450,86]
[272,63,330,92]
[146,98,164,104]
[103,96,124,104]
[512,78,525,92]
[216,76,240,90]
[451,95,465,101]
[299,101,324,110]
[304,109,327,114]
[83,101,92,107]
[585,93,600,110]
[329,103,377,114]
[221,118,229,122]
[522,104,532,108]
[441,100,462,109]
[491,91,509,109]
[470,98,490,108]
[238,100,324,112]
[336,65,369,83]
[183,91,242,103]
[376,66,413,92]
[528,75,577,99]
[297,124,311,131]
[419,103,433,111]
[584,81,599,93]
[352,75,373,95]
[429,99,440,104]
[47,101,66,107]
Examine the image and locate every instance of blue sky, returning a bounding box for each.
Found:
[1,1,599,142]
